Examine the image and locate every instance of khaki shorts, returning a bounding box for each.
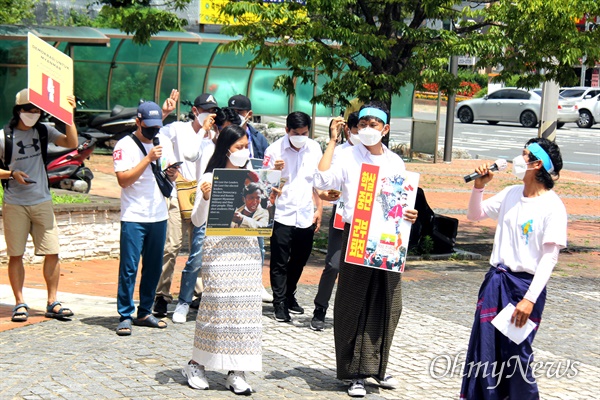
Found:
[2,201,60,256]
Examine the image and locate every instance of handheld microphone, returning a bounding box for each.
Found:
[464,159,508,183]
[152,137,160,167]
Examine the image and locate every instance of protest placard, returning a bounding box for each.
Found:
[206,168,281,237]
[27,32,74,125]
[344,163,420,273]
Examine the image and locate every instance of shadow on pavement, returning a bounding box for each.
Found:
[79,316,117,331]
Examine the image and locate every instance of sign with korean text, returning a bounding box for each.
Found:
[27,32,74,125]
[344,163,420,273]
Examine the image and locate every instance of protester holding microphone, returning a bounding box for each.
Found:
[460,138,567,399]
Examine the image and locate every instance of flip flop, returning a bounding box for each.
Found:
[45,301,74,319]
[116,319,133,336]
[133,314,167,329]
[11,303,29,322]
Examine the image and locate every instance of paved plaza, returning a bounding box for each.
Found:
[1,259,598,400]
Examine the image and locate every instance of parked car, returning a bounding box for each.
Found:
[559,87,600,103]
[456,88,577,128]
[532,90,579,128]
[576,94,600,128]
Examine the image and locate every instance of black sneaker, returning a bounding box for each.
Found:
[287,298,304,314]
[153,296,168,318]
[310,308,326,331]
[273,302,291,322]
[189,295,201,310]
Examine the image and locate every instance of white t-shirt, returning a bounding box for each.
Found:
[0,124,63,205]
[483,185,567,274]
[262,134,323,229]
[113,133,175,223]
[159,121,201,182]
[314,142,406,223]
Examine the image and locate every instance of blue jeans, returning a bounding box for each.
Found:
[117,220,167,321]
[178,223,206,305]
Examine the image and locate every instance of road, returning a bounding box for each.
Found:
[263,111,600,175]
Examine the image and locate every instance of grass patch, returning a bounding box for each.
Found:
[0,186,90,205]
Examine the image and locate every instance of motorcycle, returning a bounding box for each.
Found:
[81,103,138,149]
[46,133,96,193]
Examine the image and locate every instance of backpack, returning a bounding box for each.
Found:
[0,123,49,190]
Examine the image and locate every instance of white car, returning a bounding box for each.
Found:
[560,87,600,102]
[456,88,577,128]
[576,94,600,128]
[532,89,579,128]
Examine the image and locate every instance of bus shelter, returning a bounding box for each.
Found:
[0,25,414,124]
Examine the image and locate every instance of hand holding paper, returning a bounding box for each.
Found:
[491,303,537,345]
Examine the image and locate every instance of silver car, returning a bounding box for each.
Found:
[456,88,577,128]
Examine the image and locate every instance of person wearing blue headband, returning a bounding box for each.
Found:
[461,137,566,399]
[314,101,418,397]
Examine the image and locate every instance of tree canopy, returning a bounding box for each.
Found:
[217,0,600,108]
[1,0,36,24]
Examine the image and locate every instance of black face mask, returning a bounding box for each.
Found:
[141,126,160,140]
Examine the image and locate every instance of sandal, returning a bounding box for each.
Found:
[133,314,167,329]
[45,301,74,319]
[116,319,133,336]
[11,303,29,322]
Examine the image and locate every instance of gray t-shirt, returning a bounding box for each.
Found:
[0,124,63,205]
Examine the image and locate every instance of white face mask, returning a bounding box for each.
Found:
[357,127,384,146]
[512,155,533,179]
[228,148,250,167]
[196,112,210,125]
[289,134,308,149]
[20,112,40,127]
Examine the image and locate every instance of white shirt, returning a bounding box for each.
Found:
[483,185,567,274]
[314,142,406,223]
[191,172,213,228]
[329,141,352,206]
[159,121,202,181]
[113,133,175,223]
[262,134,322,229]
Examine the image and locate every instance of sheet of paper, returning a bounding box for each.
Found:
[490,303,537,345]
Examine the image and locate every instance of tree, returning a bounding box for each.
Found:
[95,0,193,44]
[0,0,36,24]
[218,0,600,110]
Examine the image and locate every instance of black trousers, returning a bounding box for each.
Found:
[269,220,315,305]
[313,205,343,311]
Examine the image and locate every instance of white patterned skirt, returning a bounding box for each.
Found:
[192,235,263,371]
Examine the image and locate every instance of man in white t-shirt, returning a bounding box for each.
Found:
[113,101,177,336]
[262,111,323,323]
[153,92,218,323]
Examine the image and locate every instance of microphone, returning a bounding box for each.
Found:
[152,137,160,168]
[463,159,508,183]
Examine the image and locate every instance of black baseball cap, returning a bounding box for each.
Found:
[194,93,218,110]
[228,94,252,111]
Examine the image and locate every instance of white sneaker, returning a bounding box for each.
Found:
[172,302,190,324]
[226,370,252,395]
[348,379,366,397]
[374,375,399,389]
[261,287,273,303]
[182,361,209,390]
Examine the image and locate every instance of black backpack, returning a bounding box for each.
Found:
[0,123,49,190]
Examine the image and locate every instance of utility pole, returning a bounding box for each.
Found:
[538,80,560,142]
[580,19,590,87]
[443,55,458,162]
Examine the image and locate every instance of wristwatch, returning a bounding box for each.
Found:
[9,170,15,180]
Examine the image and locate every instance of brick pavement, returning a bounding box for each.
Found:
[1,155,598,398]
[1,266,599,399]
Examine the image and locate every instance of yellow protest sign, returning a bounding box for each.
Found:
[27,32,74,125]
